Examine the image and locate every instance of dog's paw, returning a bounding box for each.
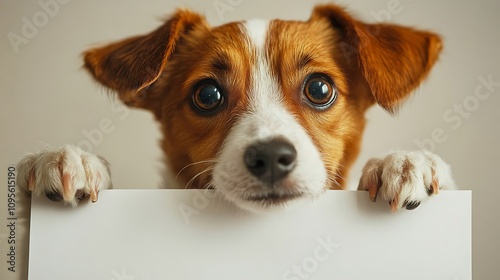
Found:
[16,145,111,206]
[358,151,455,212]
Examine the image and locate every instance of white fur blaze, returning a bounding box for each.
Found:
[211,20,327,213]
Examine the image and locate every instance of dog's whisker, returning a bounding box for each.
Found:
[176,159,218,181]
[327,178,342,189]
[184,166,215,189]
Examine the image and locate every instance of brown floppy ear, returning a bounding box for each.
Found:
[83,9,207,113]
[311,4,442,113]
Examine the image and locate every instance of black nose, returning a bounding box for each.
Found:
[244,139,297,185]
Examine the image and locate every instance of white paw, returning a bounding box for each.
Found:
[16,145,111,206]
[358,151,455,212]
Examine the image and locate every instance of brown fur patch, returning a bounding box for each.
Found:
[311,4,442,113]
[401,158,414,185]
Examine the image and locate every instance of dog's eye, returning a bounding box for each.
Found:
[303,75,336,109]
[192,82,224,112]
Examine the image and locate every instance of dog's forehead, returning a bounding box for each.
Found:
[208,17,333,51]
[207,18,339,74]
[241,19,269,49]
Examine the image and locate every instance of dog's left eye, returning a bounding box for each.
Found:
[303,75,337,109]
[192,82,224,112]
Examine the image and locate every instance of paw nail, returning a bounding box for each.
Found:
[75,189,86,201]
[45,191,63,202]
[390,195,399,213]
[405,201,420,210]
[90,188,98,203]
[426,187,433,196]
[28,170,36,191]
[368,184,378,202]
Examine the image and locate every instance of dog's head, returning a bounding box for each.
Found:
[83,4,442,212]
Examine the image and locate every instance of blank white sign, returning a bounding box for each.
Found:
[29,190,471,280]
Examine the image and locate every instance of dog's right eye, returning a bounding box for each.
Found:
[192,82,224,113]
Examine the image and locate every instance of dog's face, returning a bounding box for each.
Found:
[83,5,442,212]
[159,18,361,212]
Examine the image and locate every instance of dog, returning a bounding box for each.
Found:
[16,3,456,213]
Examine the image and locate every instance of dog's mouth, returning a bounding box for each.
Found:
[245,191,304,204]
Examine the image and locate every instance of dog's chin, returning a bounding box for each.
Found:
[222,190,317,214]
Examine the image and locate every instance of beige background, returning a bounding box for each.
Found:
[1,0,498,279]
